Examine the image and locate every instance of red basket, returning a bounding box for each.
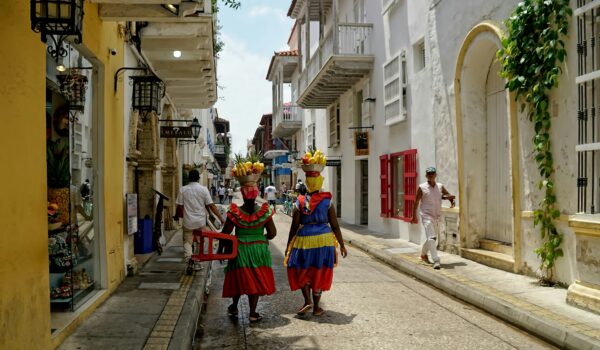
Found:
[191,230,238,262]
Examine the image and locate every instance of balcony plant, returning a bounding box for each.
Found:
[47,139,71,223]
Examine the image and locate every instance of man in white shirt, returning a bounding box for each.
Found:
[411,166,455,270]
[175,169,225,266]
[264,182,277,212]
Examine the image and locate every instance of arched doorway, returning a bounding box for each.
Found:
[454,22,522,272]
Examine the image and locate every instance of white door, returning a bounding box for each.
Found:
[485,60,512,243]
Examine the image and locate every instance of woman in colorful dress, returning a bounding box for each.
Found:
[221,175,276,323]
[285,152,348,316]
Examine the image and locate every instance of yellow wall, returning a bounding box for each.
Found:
[0,1,52,349]
[0,2,125,349]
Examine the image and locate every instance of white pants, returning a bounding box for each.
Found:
[183,227,205,261]
[420,218,440,263]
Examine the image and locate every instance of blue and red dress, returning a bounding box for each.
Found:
[285,192,338,291]
[222,203,276,297]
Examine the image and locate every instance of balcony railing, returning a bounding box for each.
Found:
[273,105,302,138]
[214,144,225,155]
[298,23,373,96]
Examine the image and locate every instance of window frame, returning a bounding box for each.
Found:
[383,51,405,126]
[381,149,418,221]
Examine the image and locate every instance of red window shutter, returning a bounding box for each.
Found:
[380,154,391,217]
[403,149,417,222]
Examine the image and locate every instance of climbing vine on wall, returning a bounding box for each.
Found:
[497,0,571,282]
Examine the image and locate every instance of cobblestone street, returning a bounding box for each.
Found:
[196,211,555,350]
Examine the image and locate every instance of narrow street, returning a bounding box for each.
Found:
[195,209,555,350]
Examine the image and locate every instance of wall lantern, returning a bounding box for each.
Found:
[30,0,84,61]
[57,69,88,111]
[130,75,164,119]
[191,117,201,142]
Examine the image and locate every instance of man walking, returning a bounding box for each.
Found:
[218,185,226,204]
[175,169,226,270]
[265,182,277,212]
[411,166,455,270]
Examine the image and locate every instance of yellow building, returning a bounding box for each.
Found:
[0,1,126,349]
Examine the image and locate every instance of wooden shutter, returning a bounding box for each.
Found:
[380,154,391,217]
[402,149,417,222]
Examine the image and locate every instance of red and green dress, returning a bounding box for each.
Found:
[285,192,338,291]
[222,203,276,297]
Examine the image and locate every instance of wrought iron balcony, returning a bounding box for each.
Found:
[297,22,374,108]
[214,144,225,156]
[272,104,302,138]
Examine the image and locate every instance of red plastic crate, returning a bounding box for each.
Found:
[191,230,238,262]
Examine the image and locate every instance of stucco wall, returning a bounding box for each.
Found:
[0,1,51,348]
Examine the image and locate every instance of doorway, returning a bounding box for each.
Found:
[485,60,512,244]
[360,160,368,225]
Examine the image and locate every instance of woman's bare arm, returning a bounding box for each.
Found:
[328,206,347,258]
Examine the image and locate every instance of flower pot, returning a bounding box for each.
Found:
[48,187,70,224]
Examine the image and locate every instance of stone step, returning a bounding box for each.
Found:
[461,248,515,273]
[479,239,513,256]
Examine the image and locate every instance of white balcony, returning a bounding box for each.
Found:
[297,23,374,108]
[272,105,302,138]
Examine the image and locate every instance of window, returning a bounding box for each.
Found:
[383,52,404,124]
[380,149,417,221]
[414,39,426,72]
[576,3,600,213]
[329,104,340,147]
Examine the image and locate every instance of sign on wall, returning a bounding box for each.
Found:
[355,131,369,156]
[126,193,138,235]
[160,126,192,138]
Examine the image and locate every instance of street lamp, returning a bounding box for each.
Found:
[30,0,84,61]
[191,117,201,142]
[131,75,164,120]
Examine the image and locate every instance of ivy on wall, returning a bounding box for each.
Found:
[497,0,572,283]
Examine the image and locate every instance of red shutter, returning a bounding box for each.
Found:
[402,149,417,222]
[380,154,391,217]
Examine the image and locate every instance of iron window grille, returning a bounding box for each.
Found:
[576,1,600,213]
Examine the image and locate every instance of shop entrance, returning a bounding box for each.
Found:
[46,47,101,332]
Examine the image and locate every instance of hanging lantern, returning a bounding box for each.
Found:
[30,0,84,60]
[191,117,201,142]
[131,75,164,117]
[57,69,88,111]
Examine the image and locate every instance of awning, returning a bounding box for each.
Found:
[263,149,289,159]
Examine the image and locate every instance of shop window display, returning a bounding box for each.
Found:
[46,58,98,315]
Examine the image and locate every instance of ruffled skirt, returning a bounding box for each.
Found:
[222,241,276,297]
[285,231,337,291]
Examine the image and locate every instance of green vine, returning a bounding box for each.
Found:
[497,0,571,282]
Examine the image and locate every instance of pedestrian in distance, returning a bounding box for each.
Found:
[221,169,276,323]
[295,179,303,193]
[264,182,277,212]
[218,185,226,204]
[411,166,455,270]
[281,182,288,195]
[210,185,217,199]
[285,150,347,317]
[227,187,234,204]
[260,183,265,198]
[174,169,226,270]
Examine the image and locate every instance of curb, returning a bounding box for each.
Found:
[345,235,600,350]
[168,261,212,350]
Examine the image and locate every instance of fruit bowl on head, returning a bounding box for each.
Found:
[236,173,261,185]
[301,164,325,173]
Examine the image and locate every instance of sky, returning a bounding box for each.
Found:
[214,1,295,155]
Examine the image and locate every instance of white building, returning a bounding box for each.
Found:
[271,0,600,313]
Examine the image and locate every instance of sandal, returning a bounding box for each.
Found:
[227,304,238,318]
[296,303,312,316]
[249,312,263,323]
[313,307,325,317]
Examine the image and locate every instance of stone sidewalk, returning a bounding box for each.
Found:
[58,228,211,350]
[337,222,600,350]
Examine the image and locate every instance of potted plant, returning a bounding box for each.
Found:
[48,202,62,231]
[47,139,71,224]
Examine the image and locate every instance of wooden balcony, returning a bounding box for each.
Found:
[272,105,302,138]
[297,23,374,108]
